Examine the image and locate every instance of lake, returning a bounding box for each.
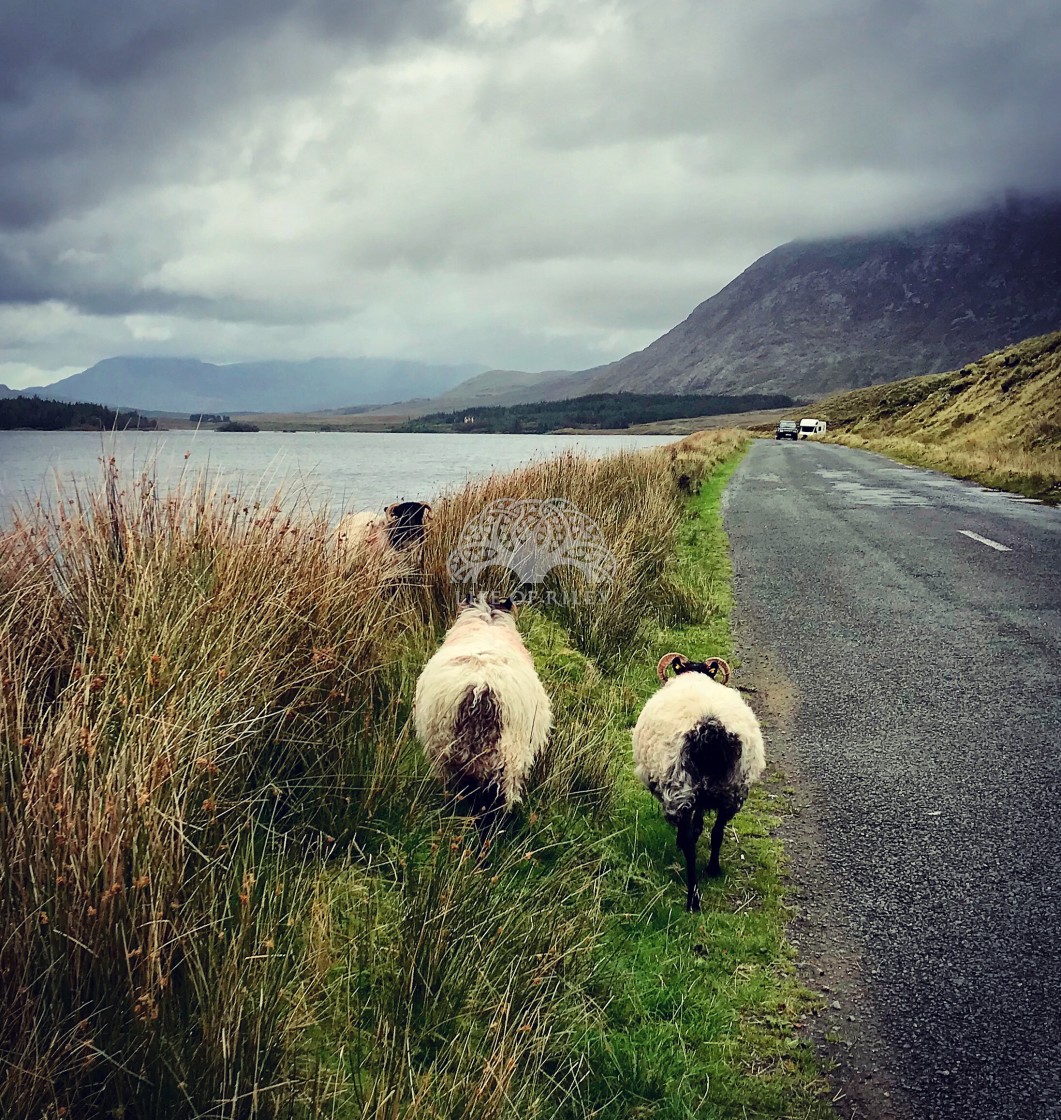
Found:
[0,430,678,520]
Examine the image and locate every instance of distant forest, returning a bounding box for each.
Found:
[0,396,156,431]
[399,391,796,433]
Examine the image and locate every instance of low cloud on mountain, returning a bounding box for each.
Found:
[2,0,1060,389]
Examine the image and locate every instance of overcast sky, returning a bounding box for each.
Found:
[2,0,1060,389]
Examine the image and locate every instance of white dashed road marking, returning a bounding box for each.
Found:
[959,530,1012,552]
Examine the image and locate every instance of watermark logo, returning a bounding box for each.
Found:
[447,497,616,600]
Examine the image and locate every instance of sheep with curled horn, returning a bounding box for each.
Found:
[632,652,765,911]
[414,595,552,832]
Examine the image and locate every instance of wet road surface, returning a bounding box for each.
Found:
[724,440,1061,1120]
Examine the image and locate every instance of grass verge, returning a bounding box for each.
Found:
[0,431,830,1118]
[552,435,833,1120]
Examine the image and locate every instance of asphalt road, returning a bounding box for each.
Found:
[724,440,1061,1120]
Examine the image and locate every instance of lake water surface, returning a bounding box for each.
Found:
[0,430,677,519]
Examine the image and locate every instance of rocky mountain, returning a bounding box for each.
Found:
[573,195,1061,399]
[20,356,486,414]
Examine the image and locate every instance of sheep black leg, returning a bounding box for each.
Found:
[474,801,505,845]
[468,786,507,853]
[706,805,737,878]
[676,812,705,912]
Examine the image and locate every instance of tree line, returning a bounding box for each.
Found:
[0,396,156,431]
[399,391,797,433]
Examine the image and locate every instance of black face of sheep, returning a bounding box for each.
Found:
[385,501,431,550]
[662,653,731,685]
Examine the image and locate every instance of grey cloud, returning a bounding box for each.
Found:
[0,0,462,229]
[478,1,1061,200]
[3,0,1061,384]
[0,0,458,94]
[0,239,350,325]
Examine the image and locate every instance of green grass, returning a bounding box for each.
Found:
[0,433,831,1118]
[540,447,832,1120]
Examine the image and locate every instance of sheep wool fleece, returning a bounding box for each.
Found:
[633,672,765,819]
[414,600,552,809]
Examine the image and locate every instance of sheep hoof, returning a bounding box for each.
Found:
[706,863,723,879]
[687,891,702,913]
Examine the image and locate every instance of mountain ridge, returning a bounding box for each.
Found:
[574,196,1061,399]
[17,356,486,414]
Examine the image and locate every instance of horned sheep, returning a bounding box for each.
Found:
[333,500,431,582]
[632,653,765,911]
[414,596,552,825]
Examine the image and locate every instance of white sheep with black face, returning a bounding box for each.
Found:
[414,596,552,826]
[333,500,431,579]
[633,653,765,911]
[334,500,431,554]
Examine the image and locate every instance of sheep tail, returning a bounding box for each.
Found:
[682,717,742,783]
[450,684,505,803]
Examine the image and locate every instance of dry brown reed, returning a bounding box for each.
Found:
[0,432,742,1118]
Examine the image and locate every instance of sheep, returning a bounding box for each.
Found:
[632,652,765,911]
[414,595,552,828]
[333,500,431,582]
[333,500,431,554]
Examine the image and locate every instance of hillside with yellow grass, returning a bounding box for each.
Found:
[816,330,1061,501]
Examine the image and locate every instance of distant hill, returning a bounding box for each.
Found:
[429,367,588,406]
[558,195,1061,400]
[20,356,486,414]
[363,367,591,418]
[815,329,1061,446]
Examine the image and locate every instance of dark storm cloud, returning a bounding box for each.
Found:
[0,0,461,229]
[0,239,349,325]
[0,0,453,96]
[3,0,1061,385]
[481,0,1061,201]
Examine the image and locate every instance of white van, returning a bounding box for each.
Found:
[799,418,827,438]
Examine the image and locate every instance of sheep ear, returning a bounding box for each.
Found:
[494,597,515,614]
[462,593,476,607]
[705,657,732,685]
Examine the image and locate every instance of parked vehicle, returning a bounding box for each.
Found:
[775,420,799,440]
[799,418,827,438]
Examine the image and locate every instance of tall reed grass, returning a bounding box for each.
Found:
[0,431,744,1118]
